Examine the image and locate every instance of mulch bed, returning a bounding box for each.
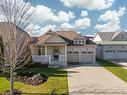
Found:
[7,72,48,86]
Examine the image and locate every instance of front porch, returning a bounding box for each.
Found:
[32,44,67,67]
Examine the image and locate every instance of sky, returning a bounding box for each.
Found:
[1,0,127,36]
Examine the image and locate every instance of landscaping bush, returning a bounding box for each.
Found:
[27,62,49,68]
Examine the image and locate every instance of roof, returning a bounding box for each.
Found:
[96,31,127,45]
[86,39,96,45]
[37,35,51,45]
[97,32,115,41]
[73,33,86,40]
[112,32,127,41]
[37,30,56,45]
[97,32,127,41]
[37,30,96,45]
[56,31,78,40]
[0,22,31,43]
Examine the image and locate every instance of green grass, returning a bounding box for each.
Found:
[0,67,68,95]
[98,59,127,83]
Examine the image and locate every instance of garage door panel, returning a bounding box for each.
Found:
[67,52,79,62]
[81,52,93,63]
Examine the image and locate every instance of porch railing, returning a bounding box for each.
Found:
[32,55,51,63]
[32,55,66,63]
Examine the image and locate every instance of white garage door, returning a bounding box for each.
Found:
[67,52,79,62]
[81,52,93,63]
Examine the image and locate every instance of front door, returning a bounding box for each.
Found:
[52,47,60,61]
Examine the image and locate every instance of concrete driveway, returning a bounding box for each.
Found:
[66,63,127,95]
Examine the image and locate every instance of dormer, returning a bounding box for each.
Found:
[73,34,86,44]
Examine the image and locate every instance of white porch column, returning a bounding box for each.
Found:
[45,45,50,63]
[45,45,47,55]
[65,44,67,62]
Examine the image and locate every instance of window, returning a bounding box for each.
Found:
[118,50,122,53]
[38,47,41,55]
[41,47,45,55]
[111,50,115,52]
[106,50,110,53]
[106,50,115,53]
[75,40,77,44]
[38,47,45,55]
[82,40,85,43]
[74,40,85,44]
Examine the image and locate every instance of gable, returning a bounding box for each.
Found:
[97,32,114,41]
[45,34,67,44]
[94,33,102,42]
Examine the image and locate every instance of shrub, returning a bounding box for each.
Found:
[27,62,49,68]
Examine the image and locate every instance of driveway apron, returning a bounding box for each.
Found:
[66,63,127,95]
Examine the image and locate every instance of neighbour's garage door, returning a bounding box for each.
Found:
[81,52,93,63]
[67,52,79,62]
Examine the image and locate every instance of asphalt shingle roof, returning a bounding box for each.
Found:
[97,32,115,41]
[37,30,96,45]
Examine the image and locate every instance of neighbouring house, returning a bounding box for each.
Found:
[94,32,127,60]
[0,22,32,65]
[32,30,96,66]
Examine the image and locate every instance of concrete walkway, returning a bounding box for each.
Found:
[66,63,127,95]
[110,60,127,69]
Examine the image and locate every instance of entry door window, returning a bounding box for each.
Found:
[53,47,60,60]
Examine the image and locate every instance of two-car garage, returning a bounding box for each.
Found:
[67,46,96,63]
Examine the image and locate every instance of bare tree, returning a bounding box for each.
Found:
[0,0,34,94]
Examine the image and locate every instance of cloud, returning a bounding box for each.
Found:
[81,10,88,17]
[95,19,120,32]
[52,11,75,23]
[75,18,91,29]
[60,0,115,10]
[25,24,41,31]
[25,24,41,36]
[31,5,54,22]
[0,0,75,23]
[60,23,73,29]
[30,5,75,23]
[99,7,126,21]
[95,7,126,32]
[40,24,57,33]
[25,24,57,36]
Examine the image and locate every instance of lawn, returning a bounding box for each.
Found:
[98,59,127,83]
[0,67,68,95]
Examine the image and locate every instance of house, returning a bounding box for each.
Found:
[0,22,32,64]
[32,30,96,66]
[94,32,127,60]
